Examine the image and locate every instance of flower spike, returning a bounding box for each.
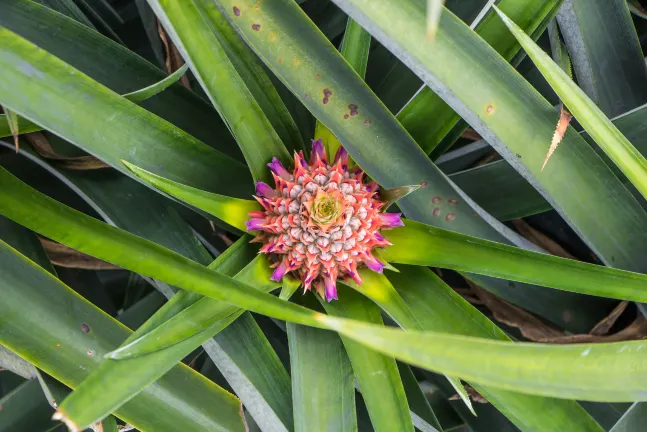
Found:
[247,139,404,300]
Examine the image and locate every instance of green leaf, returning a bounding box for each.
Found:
[448,104,647,220]
[329,0,647,327]
[610,402,647,432]
[0,380,57,431]
[397,363,442,432]
[1,0,241,158]
[0,10,252,197]
[397,0,562,155]
[315,17,372,159]
[388,265,602,431]
[0,114,39,139]
[548,21,573,80]
[146,0,290,183]
[107,255,278,359]
[288,295,356,432]
[213,0,601,332]
[556,0,647,117]
[195,0,304,154]
[494,5,647,201]
[123,161,260,231]
[2,107,19,151]
[0,144,294,430]
[0,164,643,407]
[349,270,474,416]
[280,275,302,301]
[34,0,96,29]
[379,184,423,208]
[56,244,291,431]
[0,240,246,432]
[383,220,647,303]
[322,287,414,432]
[122,64,189,103]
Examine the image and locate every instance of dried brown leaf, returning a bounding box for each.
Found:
[466,281,645,344]
[26,133,110,170]
[542,105,573,171]
[40,238,121,270]
[157,20,190,89]
[537,316,647,344]
[511,219,575,259]
[589,301,629,336]
[461,127,481,141]
[467,281,563,340]
[449,385,488,404]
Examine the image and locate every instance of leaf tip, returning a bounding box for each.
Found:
[542,106,573,171]
[52,409,81,432]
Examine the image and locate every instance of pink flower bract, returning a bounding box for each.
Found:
[246,139,403,301]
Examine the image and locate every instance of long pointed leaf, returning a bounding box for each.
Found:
[146,0,290,182]
[494,6,647,201]
[212,0,602,332]
[288,296,356,432]
[3,165,647,406]
[0,23,252,197]
[0,240,246,432]
[123,161,260,231]
[383,220,647,302]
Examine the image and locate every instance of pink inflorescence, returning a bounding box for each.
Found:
[245,139,403,301]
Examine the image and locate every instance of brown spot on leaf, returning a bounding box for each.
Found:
[81,323,91,333]
[252,23,261,31]
[322,88,332,104]
[448,199,458,205]
[420,180,428,188]
[348,104,359,116]
[432,208,440,217]
[56,344,60,348]
[486,104,494,114]
[344,114,349,119]
[315,73,321,79]
[364,119,371,125]
[87,349,94,356]
[233,6,241,16]
[432,196,441,203]
[279,58,284,64]
[445,213,456,221]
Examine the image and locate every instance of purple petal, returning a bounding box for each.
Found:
[363,254,385,273]
[267,157,291,179]
[324,278,338,301]
[256,181,278,197]
[379,212,404,228]
[311,138,327,163]
[245,218,266,231]
[270,261,288,282]
[334,146,348,170]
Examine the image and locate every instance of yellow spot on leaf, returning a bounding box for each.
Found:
[542,105,573,172]
[269,32,276,41]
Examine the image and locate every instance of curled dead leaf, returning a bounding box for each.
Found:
[26,133,110,170]
[449,385,488,404]
[511,219,575,259]
[40,238,121,270]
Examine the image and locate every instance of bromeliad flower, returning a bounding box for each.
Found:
[245,139,403,301]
